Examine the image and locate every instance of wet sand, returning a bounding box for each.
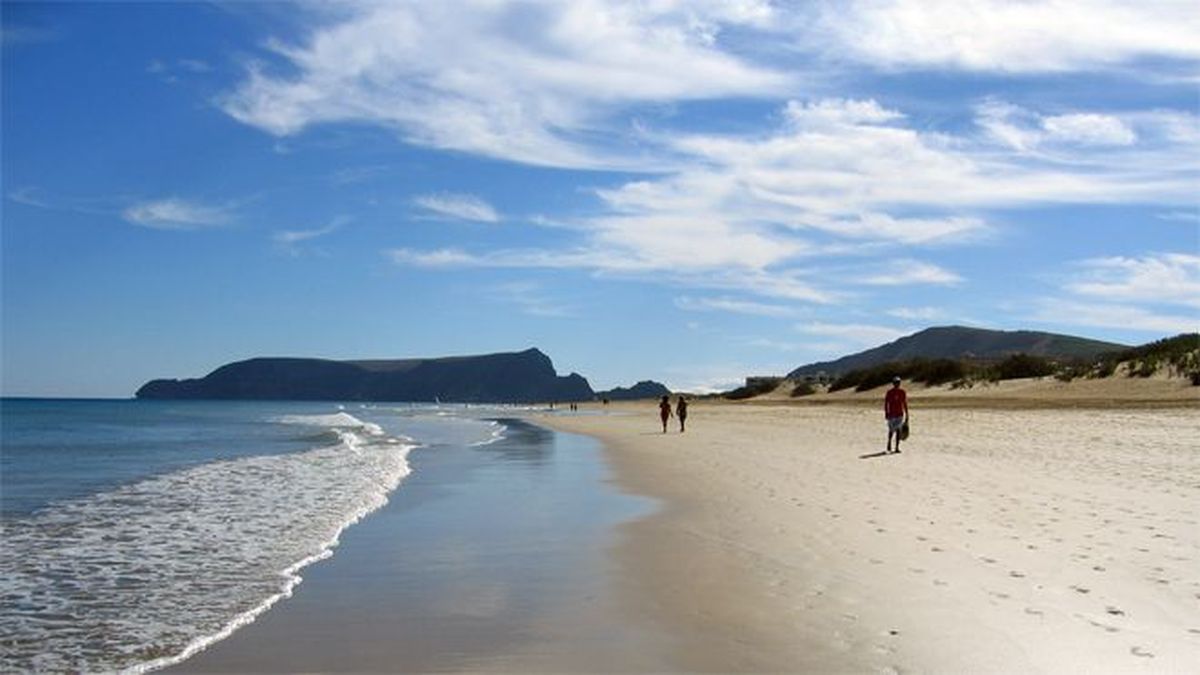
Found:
[539,400,1200,673]
[175,419,671,673]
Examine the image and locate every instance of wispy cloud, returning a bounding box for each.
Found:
[122,198,233,230]
[413,193,500,223]
[1030,252,1200,334]
[147,58,212,84]
[675,296,800,318]
[489,281,573,318]
[272,216,348,255]
[860,261,963,286]
[1156,210,1200,223]
[7,186,54,209]
[887,306,947,321]
[1066,253,1200,309]
[1,24,60,46]
[794,321,910,348]
[220,2,792,168]
[1030,300,1198,334]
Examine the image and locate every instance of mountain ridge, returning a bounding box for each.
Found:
[788,326,1128,379]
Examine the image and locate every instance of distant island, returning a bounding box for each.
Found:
[136,348,669,403]
[595,380,671,401]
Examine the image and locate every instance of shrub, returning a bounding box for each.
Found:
[790,382,817,397]
[830,358,971,392]
[724,379,781,400]
[1129,360,1157,378]
[988,353,1055,381]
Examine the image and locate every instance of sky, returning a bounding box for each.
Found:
[2,0,1198,398]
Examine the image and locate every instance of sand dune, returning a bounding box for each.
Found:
[538,400,1200,673]
[761,373,1199,408]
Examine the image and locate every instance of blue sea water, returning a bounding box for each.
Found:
[0,399,518,673]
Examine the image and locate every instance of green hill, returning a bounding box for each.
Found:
[788,326,1127,379]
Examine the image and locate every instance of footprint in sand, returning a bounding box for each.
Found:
[1070,585,1091,594]
[1105,606,1125,616]
[980,556,998,564]
[1092,565,1106,572]
[1024,607,1044,617]
[1009,571,1026,578]
[1130,646,1154,658]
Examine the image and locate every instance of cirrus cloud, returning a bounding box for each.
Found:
[413,193,500,223]
[122,198,233,230]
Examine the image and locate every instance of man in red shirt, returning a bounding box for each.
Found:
[884,376,908,454]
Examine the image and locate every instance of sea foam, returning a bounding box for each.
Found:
[0,416,413,673]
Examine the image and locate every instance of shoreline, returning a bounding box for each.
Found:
[173,418,673,673]
[535,400,1200,672]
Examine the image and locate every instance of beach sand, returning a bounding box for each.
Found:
[538,397,1200,673]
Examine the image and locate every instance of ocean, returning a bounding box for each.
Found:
[0,399,531,673]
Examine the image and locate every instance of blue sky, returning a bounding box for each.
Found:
[2,1,1198,397]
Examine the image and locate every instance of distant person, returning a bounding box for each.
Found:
[884,376,909,453]
[659,395,672,433]
[676,396,688,432]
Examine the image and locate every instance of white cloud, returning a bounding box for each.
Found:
[1031,300,1198,334]
[887,306,947,321]
[272,217,347,255]
[490,281,573,317]
[7,187,53,208]
[413,193,500,223]
[220,1,792,168]
[1156,210,1199,223]
[794,321,909,347]
[178,59,211,73]
[388,248,490,268]
[122,199,232,230]
[861,260,962,286]
[1066,253,1200,309]
[675,296,800,317]
[1029,252,1200,335]
[1,25,59,45]
[273,225,337,245]
[783,98,904,128]
[1042,114,1136,146]
[979,102,1144,152]
[811,1,1200,73]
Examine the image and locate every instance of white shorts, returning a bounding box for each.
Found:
[887,416,905,432]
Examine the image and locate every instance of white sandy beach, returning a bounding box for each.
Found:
[539,396,1200,673]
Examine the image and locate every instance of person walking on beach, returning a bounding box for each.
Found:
[884,376,908,453]
[676,396,688,433]
[659,395,673,433]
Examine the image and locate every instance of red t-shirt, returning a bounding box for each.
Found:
[884,387,907,418]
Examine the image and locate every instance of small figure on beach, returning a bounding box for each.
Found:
[659,395,673,433]
[676,396,688,433]
[884,376,909,453]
